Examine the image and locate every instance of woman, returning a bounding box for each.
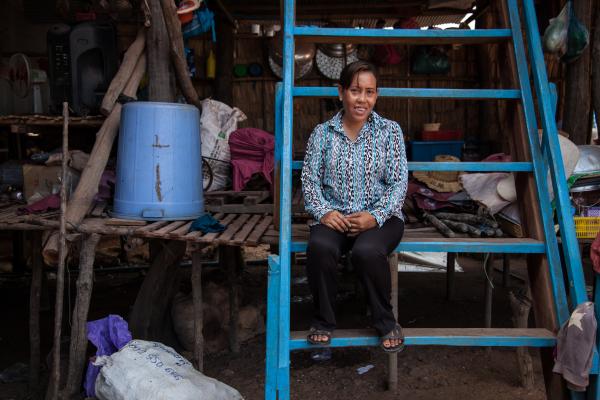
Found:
[301,60,408,353]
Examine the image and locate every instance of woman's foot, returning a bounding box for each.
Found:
[307,327,332,345]
[380,324,405,353]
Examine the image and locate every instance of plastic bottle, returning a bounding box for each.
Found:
[206,49,216,79]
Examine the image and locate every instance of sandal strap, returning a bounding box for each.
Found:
[381,324,404,340]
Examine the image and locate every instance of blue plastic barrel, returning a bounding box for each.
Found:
[113,102,203,220]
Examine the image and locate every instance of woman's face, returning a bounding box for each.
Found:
[338,71,378,125]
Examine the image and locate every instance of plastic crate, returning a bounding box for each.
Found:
[574,217,600,239]
[409,140,464,161]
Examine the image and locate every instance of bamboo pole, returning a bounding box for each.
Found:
[46,102,70,400]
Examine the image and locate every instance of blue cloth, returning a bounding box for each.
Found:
[189,213,226,233]
[84,315,132,397]
[182,5,216,41]
[301,111,408,227]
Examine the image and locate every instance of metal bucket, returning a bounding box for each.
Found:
[113,101,203,220]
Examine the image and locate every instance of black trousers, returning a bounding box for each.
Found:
[306,216,405,335]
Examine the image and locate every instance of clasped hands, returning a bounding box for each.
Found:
[320,210,377,235]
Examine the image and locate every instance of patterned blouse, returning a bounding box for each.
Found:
[301,110,408,227]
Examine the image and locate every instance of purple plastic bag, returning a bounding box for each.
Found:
[84,315,132,397]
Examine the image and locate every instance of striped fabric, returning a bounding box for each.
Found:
[301,110,408,227]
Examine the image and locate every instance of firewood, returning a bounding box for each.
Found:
[440,219,469,233]
[434,212,499,228]
[424,213,455,238]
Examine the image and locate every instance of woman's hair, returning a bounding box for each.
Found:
[338,60,378,90]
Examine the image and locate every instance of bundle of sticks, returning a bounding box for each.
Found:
[424,212,503,238]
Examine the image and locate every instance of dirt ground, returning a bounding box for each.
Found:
[1,252,582,400]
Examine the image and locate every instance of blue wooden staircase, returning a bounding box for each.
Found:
[265,0,593,398]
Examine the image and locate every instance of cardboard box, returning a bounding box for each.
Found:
[22,165,80,202]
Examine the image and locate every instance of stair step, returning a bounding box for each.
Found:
[290,328,556,350]
[290,161,533,172]
[293,27,512,45]
[293,87,520,99]
[289,238,545,254]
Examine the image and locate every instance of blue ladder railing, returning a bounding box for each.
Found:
[266,0,591,398]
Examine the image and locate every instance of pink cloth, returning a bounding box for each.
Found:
[229,128,274,191]
[18,194,60,215]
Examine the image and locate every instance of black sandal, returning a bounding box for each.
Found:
[307,327,332,346]
[380,324,405,353]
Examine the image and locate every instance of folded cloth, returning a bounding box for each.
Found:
[553,301,597,391]
[229,128,274,191]
[17,194,60,215]
[189,213,226,233]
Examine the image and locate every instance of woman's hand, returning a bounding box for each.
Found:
[320,211,352,233]
[346,211,378,234]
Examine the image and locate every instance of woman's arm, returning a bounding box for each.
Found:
[368,122,408,227]
[301,125,334,221]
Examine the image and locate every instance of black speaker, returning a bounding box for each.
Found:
[47,22,118,116]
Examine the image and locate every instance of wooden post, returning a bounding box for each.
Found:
[129,240,186,344]
[220,245,241,354]
[387,253,398,393]
[483,254,494,329]
[214,16,234,106]
[509,290,535,388]
[497,2,567,398]
[562,0,593,145]
[46,102,70,400]
[192,250,204,372]
[29,231,43,398]
[446,253,456,301]
[147,0,175,101]
[502,254,511,288]
[62,233,101,399]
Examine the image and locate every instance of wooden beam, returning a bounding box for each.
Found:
[192,251,204,372]
[101,28,146,115]
[159,0,202,109]
[28,232,43,398]
[147,0,175,101]
[562,0,593,145]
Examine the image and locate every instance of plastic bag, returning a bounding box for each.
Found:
[543,2,569,55]
[562,5,590,63]
[200,99,247,191]
[411,46,450,75]
[94,340,243,400]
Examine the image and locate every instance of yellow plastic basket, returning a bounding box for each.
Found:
[574,217,600,239]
